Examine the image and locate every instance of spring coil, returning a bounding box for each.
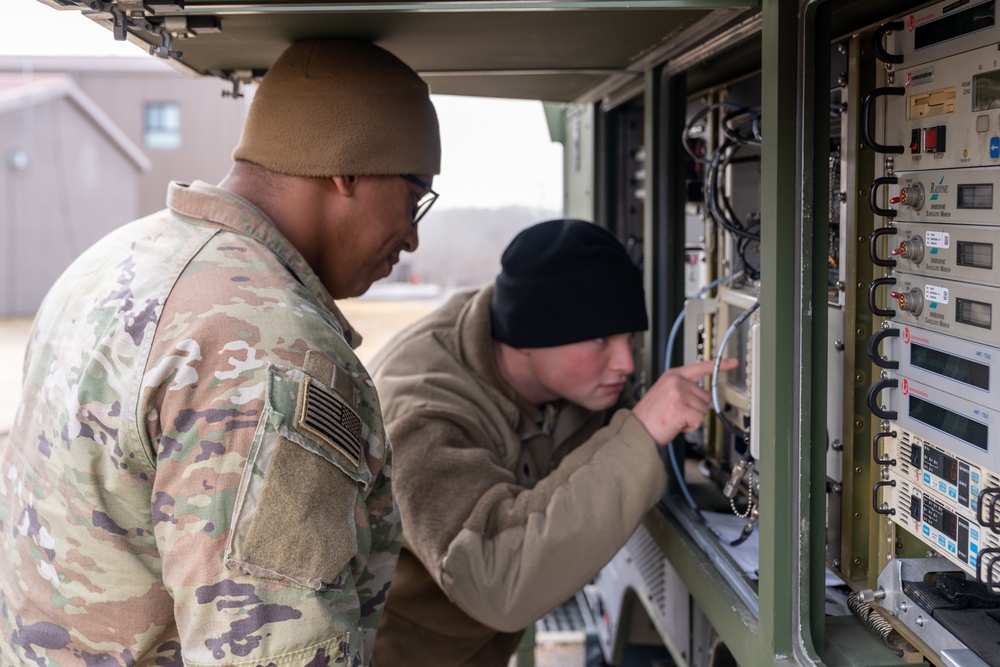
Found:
[846,591,896,645]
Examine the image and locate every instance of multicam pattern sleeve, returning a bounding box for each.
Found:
[0,181,399,667]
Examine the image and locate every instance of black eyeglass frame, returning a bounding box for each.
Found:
[401,174,439,225]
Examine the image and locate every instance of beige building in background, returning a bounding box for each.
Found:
[0,55,252,315]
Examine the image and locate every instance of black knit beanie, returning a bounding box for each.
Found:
[490,219,648,348]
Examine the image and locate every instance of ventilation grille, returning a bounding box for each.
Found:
[895,479,914,524]
[626,526,669,619]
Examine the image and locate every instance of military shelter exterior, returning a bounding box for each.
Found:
[0,73,148,316]
[0,56,253,316]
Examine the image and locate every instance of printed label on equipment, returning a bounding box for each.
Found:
[926,230,951,248]
[925,284,950,304]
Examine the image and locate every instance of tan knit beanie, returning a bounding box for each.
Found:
[233,39,441,177]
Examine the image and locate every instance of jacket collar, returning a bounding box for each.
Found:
[455,285,595,441]
[166,180,362,349]
[456,285,543,427]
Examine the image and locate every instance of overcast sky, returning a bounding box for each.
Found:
[1,0,565,212]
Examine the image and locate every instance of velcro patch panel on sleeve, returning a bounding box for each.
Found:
[296,378,364,469]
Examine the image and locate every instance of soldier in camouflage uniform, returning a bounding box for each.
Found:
[0,39,439,666]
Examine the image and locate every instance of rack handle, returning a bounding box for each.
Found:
[869,178,899,220]
[868,328,900,369]
[873,430,897,466]
[867,378,899,421]
[872,21,905,64]
[873,480,897,515]
[975,547,1000,595]
[868,276,898,318]
[862,88,906,154]
[978,488,1000,533]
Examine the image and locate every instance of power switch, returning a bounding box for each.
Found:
[911,128,921,153]
[924,126,946,153]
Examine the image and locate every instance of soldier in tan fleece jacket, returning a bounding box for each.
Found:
[370,219,735,666]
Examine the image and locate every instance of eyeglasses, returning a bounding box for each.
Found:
[400,174,439,225]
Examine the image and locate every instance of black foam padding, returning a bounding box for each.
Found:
[933,608,1000,667]
[935,573,1000,609]
[903,581,958,612]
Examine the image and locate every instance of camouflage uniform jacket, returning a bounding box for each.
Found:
[0,180,400,667]
[370,286,667,667]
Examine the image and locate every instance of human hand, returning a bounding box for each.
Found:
[630,358,740,446]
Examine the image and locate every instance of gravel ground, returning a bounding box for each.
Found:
[521,639,586,667]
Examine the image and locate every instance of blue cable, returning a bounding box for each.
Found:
[662,271,741,511]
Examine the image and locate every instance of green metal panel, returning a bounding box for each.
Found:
[617,1,941,663]
[800,0,833,656]
[514,623,536,667]
[757,0,800,660]
[542,102,567,144]
[110,0,754,11]
[647,506,775,667]
[841,28,881,589]
[643,68,661,383]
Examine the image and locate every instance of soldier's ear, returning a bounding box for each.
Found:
[331,176,357,197]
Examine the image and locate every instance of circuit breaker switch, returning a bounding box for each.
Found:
[923,126,946,153]
[891,237,925,263]
[889,289,924,316]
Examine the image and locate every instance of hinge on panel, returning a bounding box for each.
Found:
[86,0,224,56]
[222,71,254,100]
[118,0,185,19]
[149,27,182,59]
[162,15,222,39]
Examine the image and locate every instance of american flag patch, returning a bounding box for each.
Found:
[297,378,364,469]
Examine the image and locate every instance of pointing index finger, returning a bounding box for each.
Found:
[670,358,738,381]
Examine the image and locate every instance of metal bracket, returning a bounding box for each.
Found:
[110,4,128,41]
[163,16,193,39]
[223,79,245,100]
[119,0,150,18]
[150,28,182,59]
[163,14,222,39]
[222,71,253,100]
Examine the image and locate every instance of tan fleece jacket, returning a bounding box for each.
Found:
[370,286,668,667]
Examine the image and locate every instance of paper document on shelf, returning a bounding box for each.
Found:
[700,510,842,587]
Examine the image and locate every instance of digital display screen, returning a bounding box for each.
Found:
[916,0,996,50]
[974,68,1000,111]
[911,395,988,450]
[957,183,994,208]
[923,444,960,484]
[957,241,994,269]
[923,494,958,541]
[956,298,993,329]
[911,342,990,390]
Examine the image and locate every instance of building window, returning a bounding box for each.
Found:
[144,102,181,149]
